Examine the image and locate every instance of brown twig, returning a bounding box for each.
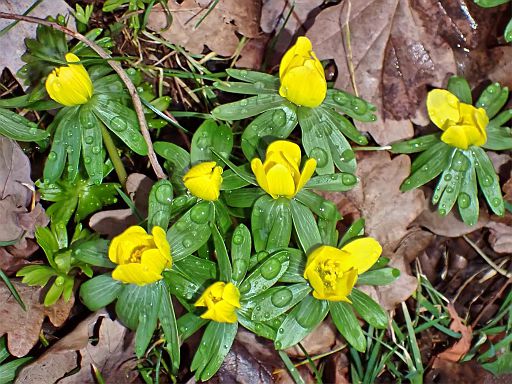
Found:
[0,12,167,180]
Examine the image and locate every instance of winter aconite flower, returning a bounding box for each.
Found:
[194,281,241,323]
[279,36,327,108]
[304,238,382,302]
[427,89,488,150]
[45,53,93,106]
[109,226,172,286]
[183,162,223,201]
[251,140,316,199]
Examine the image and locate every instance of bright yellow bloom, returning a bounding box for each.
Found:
[279,36,327,108]
[194,281,241,323]
[251,140,316,199]
[183,161,223,201]
[427,89,488,150]
[109,226,172,286]
[45,53,93,106]
[304,238,382,302]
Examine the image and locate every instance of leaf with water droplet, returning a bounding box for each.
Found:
[250,283,311,322]
[473,146,504,216]
[323,89,377,122]
[190,119,233,162]
[0,107,49,142]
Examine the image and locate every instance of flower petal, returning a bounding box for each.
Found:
[296,158,317,194]
[267,140,302,167]
[427,89,460,130]
[279,65,327,108]
[266,163,296,198]
[222,282,241,308]
[141,248,170,275]
[441,125,470,149]
[112,263,162,285]
[279,36,313,78]
[251,158,271,196]
[108,226,149,264]
[339,238,382,274]
[331,268,358,303]
[152,226,172,263]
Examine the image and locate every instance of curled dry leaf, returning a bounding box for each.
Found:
[0,280,74,357]
[148,0,260,57]
[89,173,152,238]
[285,318,337,358]
[15,311,140,384]
[307,0,457,145]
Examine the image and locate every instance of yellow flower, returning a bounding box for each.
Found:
[279,36,327,108]
[45,53,93,106]
[304,238,382,302]
[109,226,172,286]
[427,89,488,150]
[194,281,241,323]
[251,140,316,199]
[183,161,223,201]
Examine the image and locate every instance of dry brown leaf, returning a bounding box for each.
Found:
[0,0,72,85]
[486,220,512,254]
[89,173,152,237]
[285,318,337,358]
[0,239,39,275]
[148,0,260,57]
[433,303,473,364]
[0,280,74,357]
[15,311,140,384]
[307,0,457,145]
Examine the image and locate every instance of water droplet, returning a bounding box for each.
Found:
[271,288,293,308]
[48,151,57,160]
[155,183,173,205]
[66,145,73,153]
[439,208,446,216]
[239,282,250,294]
[254,81,264,89]
[341,173,357,186]
[197,136,209,150]
[240,99,248,107]
[351,98,368,114]
[492,197,501,206]
[309,147,328,168]
[318,201,336,219]
[29,127,38,135]
[109,116,127,131]
[92,146,101,154]
[446,186,454,193]
[256,251,269,262]
[271,109,286,127]
[175,221,187,231]
[182,239,192,248]
[458,192,471,208]
[240,70,248,76]
[481,175,493,187]
[451,151,470,172]
[232,234,244,245]
[296,308,318,328]
[55,276,65,286]
[421,165,429,172]
[173,196,188,207]
[67,165,75,173]
[261,258,281,280]
[333,92,349,105]
[444,173,452,181]
[340,149,355,163]
[232,259,248,281]
[190,203,211,224]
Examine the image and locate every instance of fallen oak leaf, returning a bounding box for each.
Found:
[0,280,74,357]
[433,303,473,364]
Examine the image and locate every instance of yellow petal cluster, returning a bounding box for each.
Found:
[45,53,93,106]
[194,281,241,323]
[304,238,382,302]
[279,36,327,108]
[183,161,223,201]
[109,226,172,286]
[251,140,316,199]
[427,89,488,150]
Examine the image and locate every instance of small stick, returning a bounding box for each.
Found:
[0,12,167,180]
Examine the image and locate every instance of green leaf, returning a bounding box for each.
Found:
[224,187,265,208]
[221,166,252,190]
[279,248,306,283]
[338,218,365,248]
[483,119,512,150]
[240,250,290,299]
[251,196,292,252]
[274,295,329,349]
[167,202,213,261]
[350,288,388,329]
[177,312,208,341]
[476,82,509,119]
[214,80,278,95]
[482,351,512,375]
[225,68,280,87]
[238,312,282,340]
[330,301,366,352]
[134,283,162,358]
[191,322,238,381]
[35,227,59,268]
[17,265,57,287]
[305,172,358,192]
[73,238,114,267]
[401,142,454,191]
[80,274,123,311]
[390,133,441,154]
[79,104,103,184]
[447,76,472,104]
[154,141,190,191]
[211,94,286,120]
[44,279,65,306]
[165,256,217,302]
[251,283,311,321]
[0,356,32,383]
[91,94,148,155]
[211,223,232,281]
[472,146,504,215]
[473,0,509,7]
[241,104,298,160]
[1,269,26,310]
[505,16,512,42]
[458,158,479,226]
[159,283,180,373]
[357,268,401,286]
[0,108,48,141]
[190,119,233,162]
[436,164,464,216]
[323,89,377,122]
[290,199,322,253]
[231,224,251,286]
[148,180,173,232]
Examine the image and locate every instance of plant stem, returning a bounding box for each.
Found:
[100,123,127,186]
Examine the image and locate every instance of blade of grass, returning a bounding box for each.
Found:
[0,269,25,310]
[278,350,306,384]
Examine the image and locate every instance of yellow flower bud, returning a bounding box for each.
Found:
[109,226,172,286]
[45,53,93,106]
[279,36,327,108]
[183,161,223,201]
[251,140,316,199]
[304,239,382,302]
[427,89,488,150]
[194,281,240,323]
